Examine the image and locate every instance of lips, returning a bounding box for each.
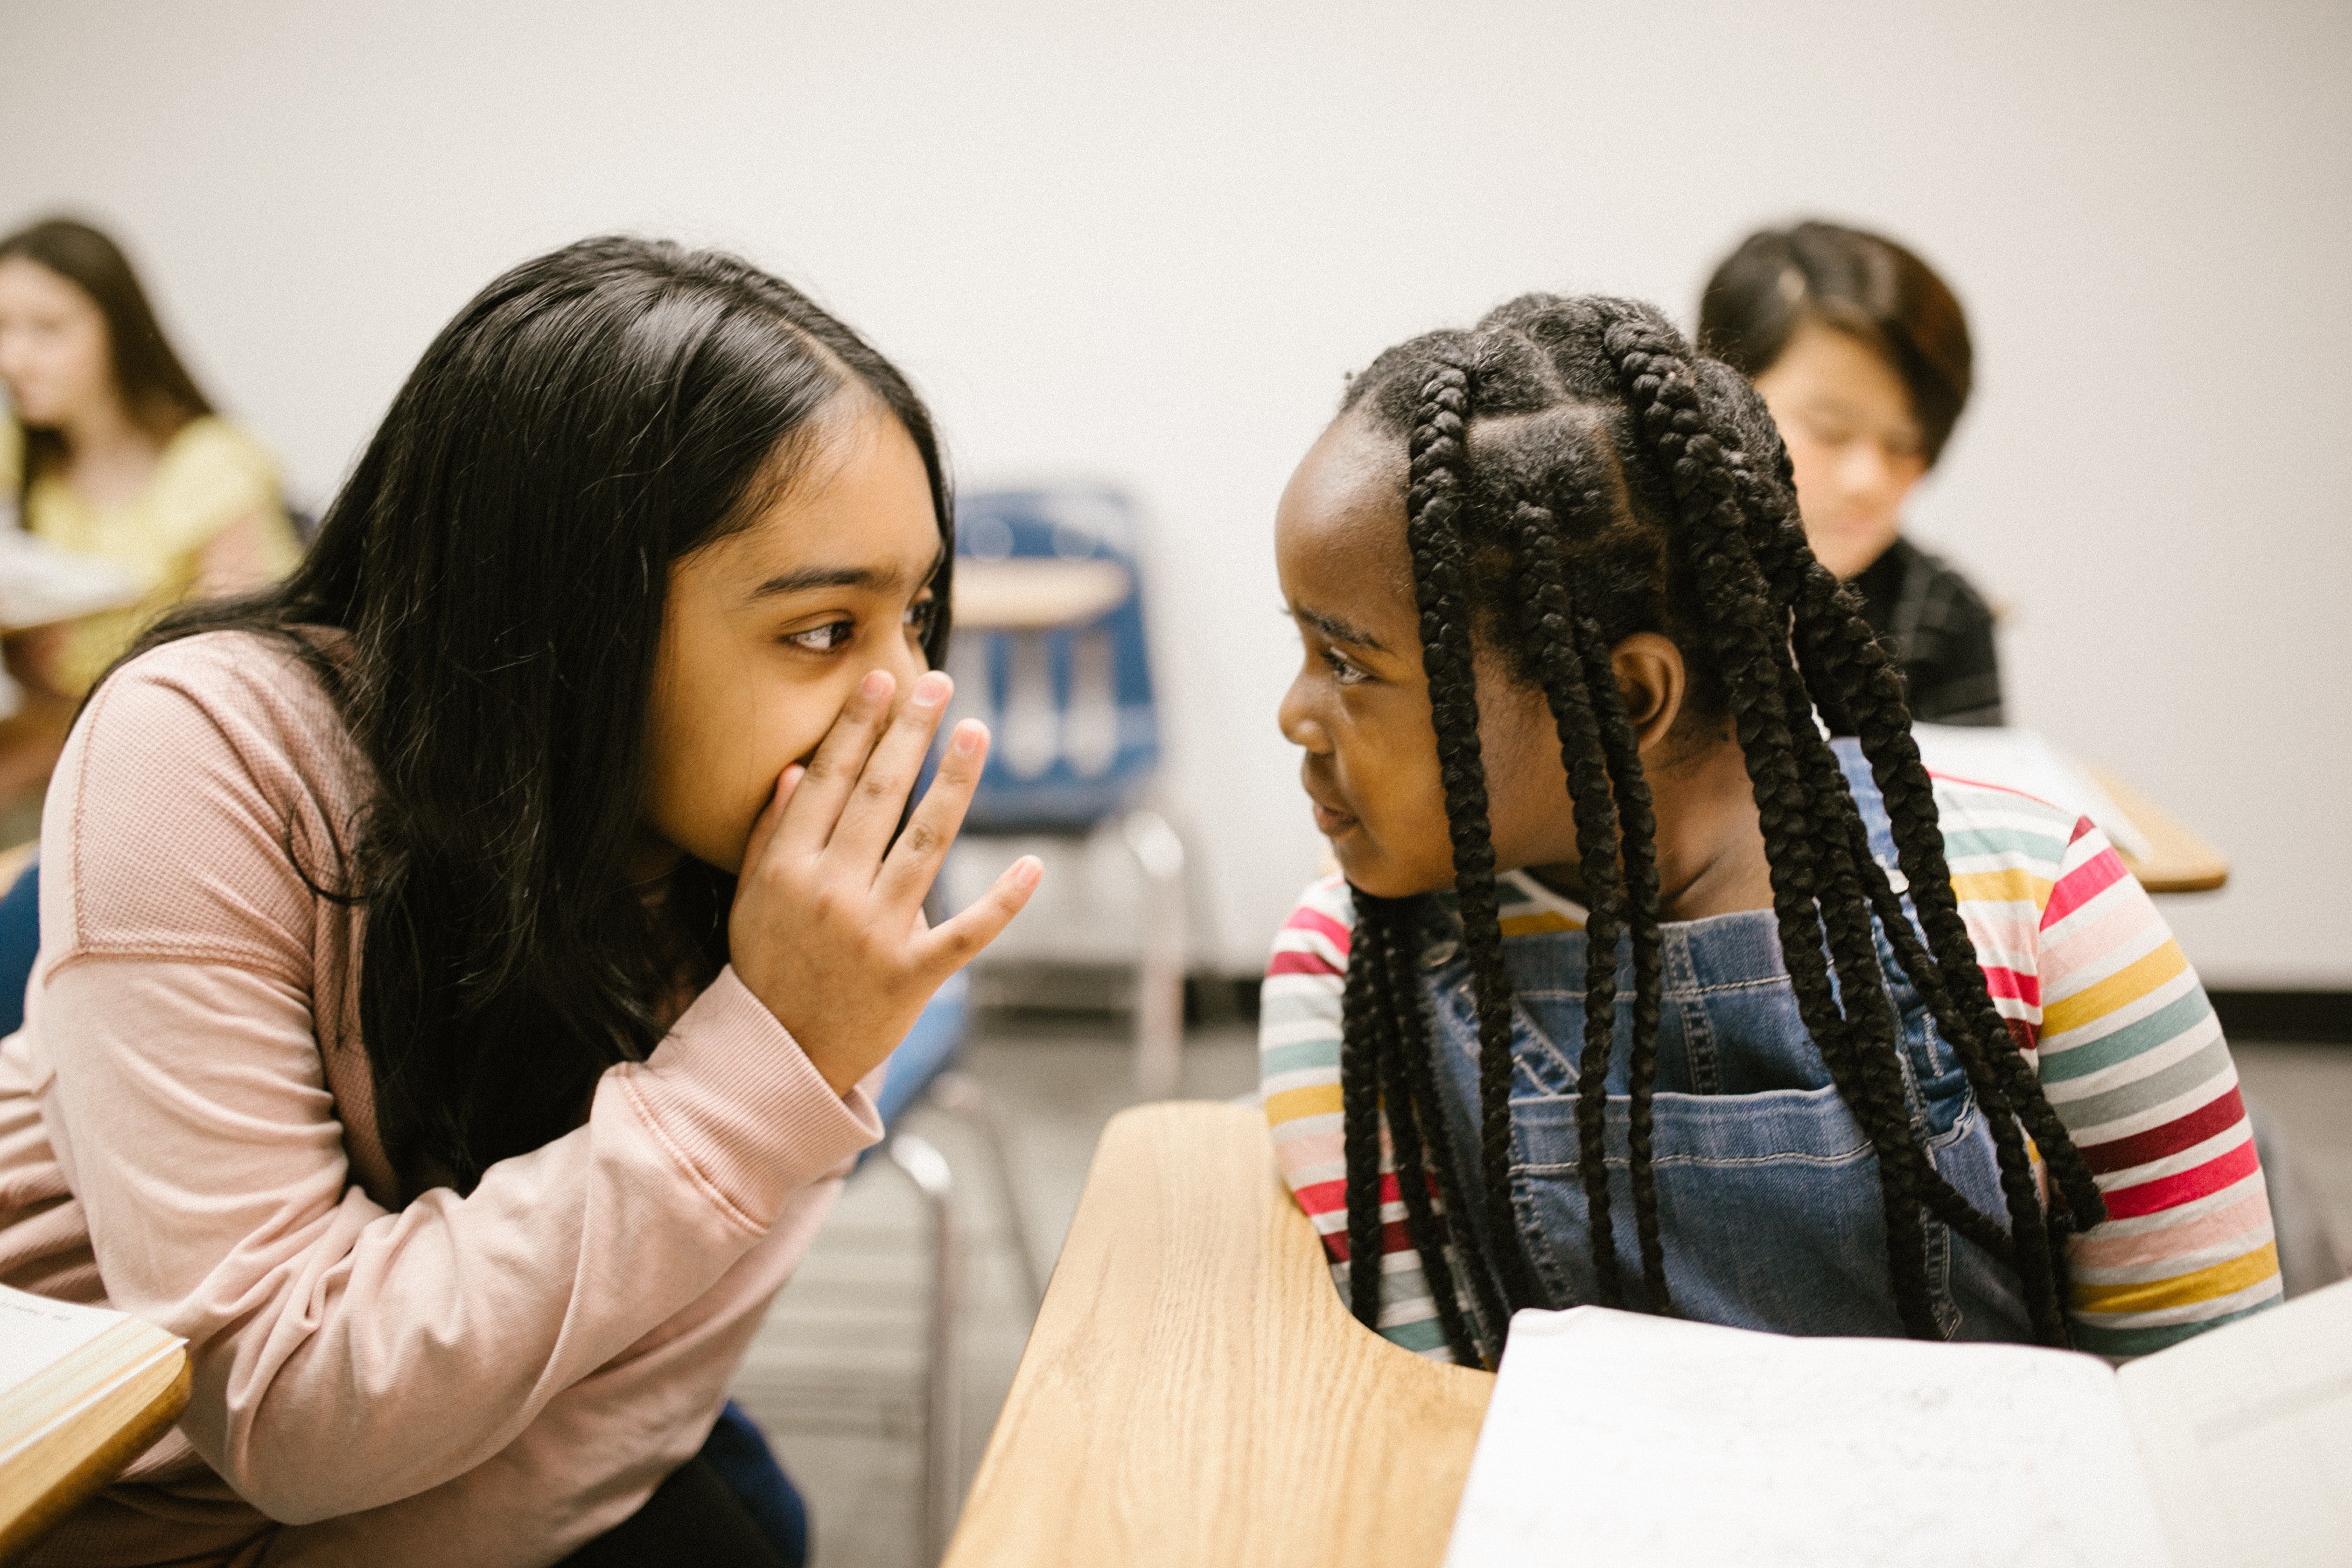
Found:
[1301,778,1359,837]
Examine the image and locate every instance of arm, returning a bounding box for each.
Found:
[2026,822,2281,1358]
[37,953,876,1525]
[260,1176,842,1566]
[1260,877,1454,1359]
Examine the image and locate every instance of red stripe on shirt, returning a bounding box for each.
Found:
[1295,1171,1401,1217]
[1979,963,2041,1008]
[1267,948,1343,978]
[2077,1086,2247,1176]
[1284,906,1353,951]
[2041,832,2129,929]
[1321,1217,1417,1264]
[2099,1135,2260,1219]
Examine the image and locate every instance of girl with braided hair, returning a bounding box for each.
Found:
[1262,294,2279,1368]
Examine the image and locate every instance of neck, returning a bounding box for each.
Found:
[1530,731,1775,923]
[56,394,164,503]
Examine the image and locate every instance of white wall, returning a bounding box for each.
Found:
[5,0,2346,984]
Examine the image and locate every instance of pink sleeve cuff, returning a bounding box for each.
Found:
[618,966,883,1233]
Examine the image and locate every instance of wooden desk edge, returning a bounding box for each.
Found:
[2084,767,2230,894]
[947,1101,1493,1568]
[0,1350,189,1564]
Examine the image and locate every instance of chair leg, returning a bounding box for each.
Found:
[888,1132,961,1565]
[1121,808,1187,1099]
[929,1070,1047,1309]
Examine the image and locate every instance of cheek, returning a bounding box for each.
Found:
[644,649,841,872]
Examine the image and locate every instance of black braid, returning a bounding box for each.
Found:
[1404,365,1540,1316]
[1338,911,1391,1329]
[1359,902,1488,1365]
[1562,578,1671,1311]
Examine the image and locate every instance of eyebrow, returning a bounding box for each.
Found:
[748,548,943,602]
[1289,603,1390,653]
[749,565,895,599]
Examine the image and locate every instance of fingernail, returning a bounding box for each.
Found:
[950,721,983,756]
[860,670,893,700]
[781,763,805,791]
[911,671,952,708]
[1013,855,1043,889]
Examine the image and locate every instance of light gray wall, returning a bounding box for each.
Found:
[5,0,2345,984]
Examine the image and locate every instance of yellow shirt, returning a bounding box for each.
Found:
[0,416,302,695]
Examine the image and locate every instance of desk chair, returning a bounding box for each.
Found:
[865,969,1045,1564]
[946,487,1190,1096]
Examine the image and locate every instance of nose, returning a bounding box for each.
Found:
[1278,668,1331,754]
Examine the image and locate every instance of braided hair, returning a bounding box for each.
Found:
[1331,297,2103,1367]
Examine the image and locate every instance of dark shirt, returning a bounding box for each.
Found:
[1849,537,2004,726]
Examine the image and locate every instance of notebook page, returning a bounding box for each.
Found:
[2117,1278,2352,1568]
[1444,1307,2173,1568]
[0,1285,126,1394]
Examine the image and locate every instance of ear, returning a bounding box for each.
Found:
[1610,632,1689,758]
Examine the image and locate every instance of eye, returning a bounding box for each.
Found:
[1320,646,1371,686]
[903,596,940,637]
[784,620,856,653]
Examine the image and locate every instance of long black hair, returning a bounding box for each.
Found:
[117,236,953,1192]
[1331,295,2101,1366]
[1,217,216,510]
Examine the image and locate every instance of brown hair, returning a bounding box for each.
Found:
[1698,220,1972,465]
[1,216,214,501]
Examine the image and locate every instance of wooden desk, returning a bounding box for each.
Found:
[0,1346,189,1562]
[946,1103,1493,1568]
[2085,766,2229,895]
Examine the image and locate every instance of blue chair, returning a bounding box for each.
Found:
[0,856,39,1039]
[945,487,1190,1095]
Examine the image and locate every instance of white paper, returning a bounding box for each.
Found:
[1445,1307,2175,1568]
[0,1283,126,1394]
[1908,724,2153,861]
[2118,1279,2352,1568]
[0,529,142,632]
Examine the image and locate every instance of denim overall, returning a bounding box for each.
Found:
[1412,739,2033,1341]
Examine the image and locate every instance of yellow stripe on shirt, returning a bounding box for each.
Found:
[2042,939,2190,1037]
[2072,1243,2279,1315]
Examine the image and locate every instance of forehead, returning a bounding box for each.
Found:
[0,256,94,314]
[1275,410,1414,612]
[693,397,941,587]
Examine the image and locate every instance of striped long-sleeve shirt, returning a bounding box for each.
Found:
[1261,771,2279,1362]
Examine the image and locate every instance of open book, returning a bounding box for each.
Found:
[0,1285,188,1558]
[1445,1279,2351,1568]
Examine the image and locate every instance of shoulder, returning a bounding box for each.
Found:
[146,418,282,532]
[1929,771,2081,870]
[1266,872,1355,981]
[1900,540,1997,623]
[47,631,362,974]
[156,417,277,484]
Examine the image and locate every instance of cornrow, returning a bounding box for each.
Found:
[1328,293,2097,1359]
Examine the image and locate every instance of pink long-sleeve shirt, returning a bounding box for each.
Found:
[0,632,886,1567]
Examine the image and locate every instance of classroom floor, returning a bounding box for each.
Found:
[730,1023,2352,1568]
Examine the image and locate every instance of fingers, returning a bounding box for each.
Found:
[920,854,1043,974]
[873,717,990,906]
[737,763,805,877]
[778,669,898,854]
[826,669,955,863]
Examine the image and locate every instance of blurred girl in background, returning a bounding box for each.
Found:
[1700,220,2002,726]
[0,217,301,820]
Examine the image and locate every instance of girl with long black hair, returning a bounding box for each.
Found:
[0,236,1038,1566]
[1262,294,2276,1368]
